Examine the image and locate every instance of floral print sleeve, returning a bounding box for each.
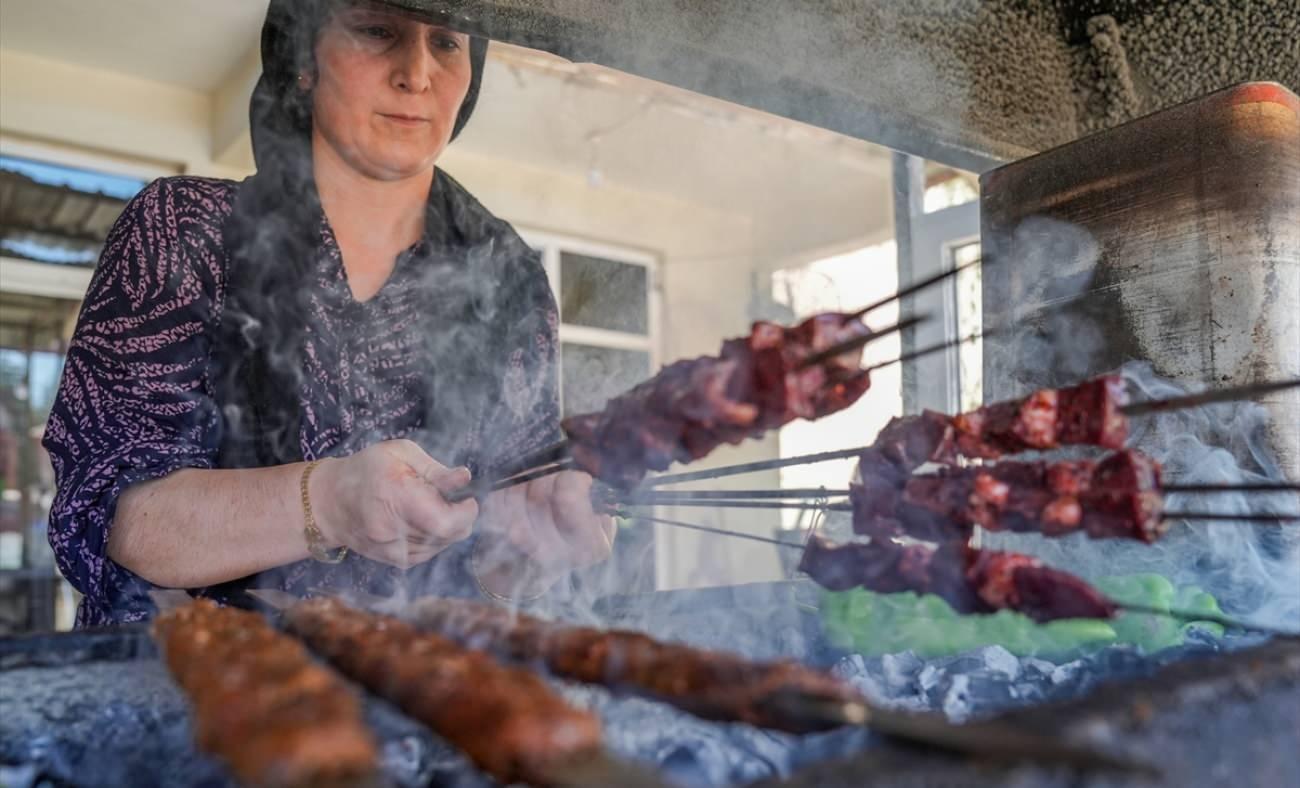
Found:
[41,177,234,626]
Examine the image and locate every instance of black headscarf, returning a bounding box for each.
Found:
[214,0,504,469]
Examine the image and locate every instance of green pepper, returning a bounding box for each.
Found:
[917,593,958,620]
[1175,587,1224,618]
[1095,575,1146,602]
[1181,620,1226,639]
[980,610,1039,656]
[893,618,954,658]
[1037,619,1119,658]
[1112,611,1183,653]
[823,617,856,649]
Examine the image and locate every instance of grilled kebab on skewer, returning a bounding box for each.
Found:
[401,595,862,734]
[152,599,378,788]
[855,449,1166,543]
[563,311,875,488]
[798,536,1118,622]
[281,598,602,787]
[864,375,1129,475]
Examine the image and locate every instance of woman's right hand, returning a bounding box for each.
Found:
[310,439,478,568]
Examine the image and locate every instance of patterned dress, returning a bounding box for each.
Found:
[42,175,561,627]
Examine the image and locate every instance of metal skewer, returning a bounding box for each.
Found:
[446,459,577,502]
[618,499,1298,524]
[1164,482,1300,492]
[634,446,869,488]
[613,487,852,502]
[1122,378,1300,416]
[618,511,1299,636]
[619,499,851,512]
[846,256,991,321]
[797,313,928,368]
[1160,511,1299,523]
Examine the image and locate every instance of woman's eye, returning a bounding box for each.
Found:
[432,34,462,52]
[356,25,393,40]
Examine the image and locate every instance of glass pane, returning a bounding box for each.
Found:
[560,343,651,417]
[559,252,649,335]
[0,293,75,633]
[952,241,983,411]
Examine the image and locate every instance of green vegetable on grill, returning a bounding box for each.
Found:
[820,574,1225,661]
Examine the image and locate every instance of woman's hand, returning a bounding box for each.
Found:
[311,439,478,568]
[474,470,616,599]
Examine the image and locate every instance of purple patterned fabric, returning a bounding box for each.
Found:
[43,175,561,627]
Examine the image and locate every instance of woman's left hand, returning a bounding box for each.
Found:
[473,470,616,600]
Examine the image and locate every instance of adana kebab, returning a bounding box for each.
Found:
[281,598,602,787]
[397,595,1158,773]
[152,599,378,788]
[402,595,861,734]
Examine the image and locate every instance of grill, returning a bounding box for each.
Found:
[4,3,1297,787]
[3,588,1298,787]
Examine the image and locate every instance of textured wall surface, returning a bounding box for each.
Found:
[389,1,1300,168]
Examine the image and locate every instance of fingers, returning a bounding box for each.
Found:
[549,471,615,567]
[384,439,472,495]
[397,486,478,546]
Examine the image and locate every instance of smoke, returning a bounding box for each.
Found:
[982,364,1300,630]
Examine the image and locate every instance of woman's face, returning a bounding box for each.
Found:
[311,5,472,181]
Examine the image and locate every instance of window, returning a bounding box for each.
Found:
[519,230,660,418]
[0,138,168,632]
[0,141,158,269]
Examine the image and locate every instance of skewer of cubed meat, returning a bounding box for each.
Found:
[563,312,875,488]
[867,375,1129,474]
[152,599,378,788]
[402,596,864,734]
[280,598,602,786]
[854,449,1167,543]
[797,536,1118,622]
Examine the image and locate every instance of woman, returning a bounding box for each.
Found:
[42,0,614,627]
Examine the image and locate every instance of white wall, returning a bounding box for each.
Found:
[0,49,250,180]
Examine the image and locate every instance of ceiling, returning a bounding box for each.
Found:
[0,0,894,258]
[0,0,267,92]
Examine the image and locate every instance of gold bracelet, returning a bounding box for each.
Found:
[300,460,348,564]
[469,539,546,605]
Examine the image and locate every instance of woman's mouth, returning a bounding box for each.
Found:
[380,113,430,127]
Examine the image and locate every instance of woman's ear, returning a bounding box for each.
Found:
[297,72,314,91]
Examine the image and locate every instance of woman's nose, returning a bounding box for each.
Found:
[390,38,434,93]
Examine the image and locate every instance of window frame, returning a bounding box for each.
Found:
[516,228,662,410]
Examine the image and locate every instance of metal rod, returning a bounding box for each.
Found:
[1123,378,1300,417]
[618,504,852,514]
[619,499,851,512]
[446,459,576,502]
[797,313,928,369]
[862,325,996,374]
[635,446,867,489]
[847,256,989,321]
[487,440,571,484]
[613,510,802,549]
[614,487,852,502]
[1115,602,1298,637]
[1164,482,1300,492]
[1162,511,1299,523]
